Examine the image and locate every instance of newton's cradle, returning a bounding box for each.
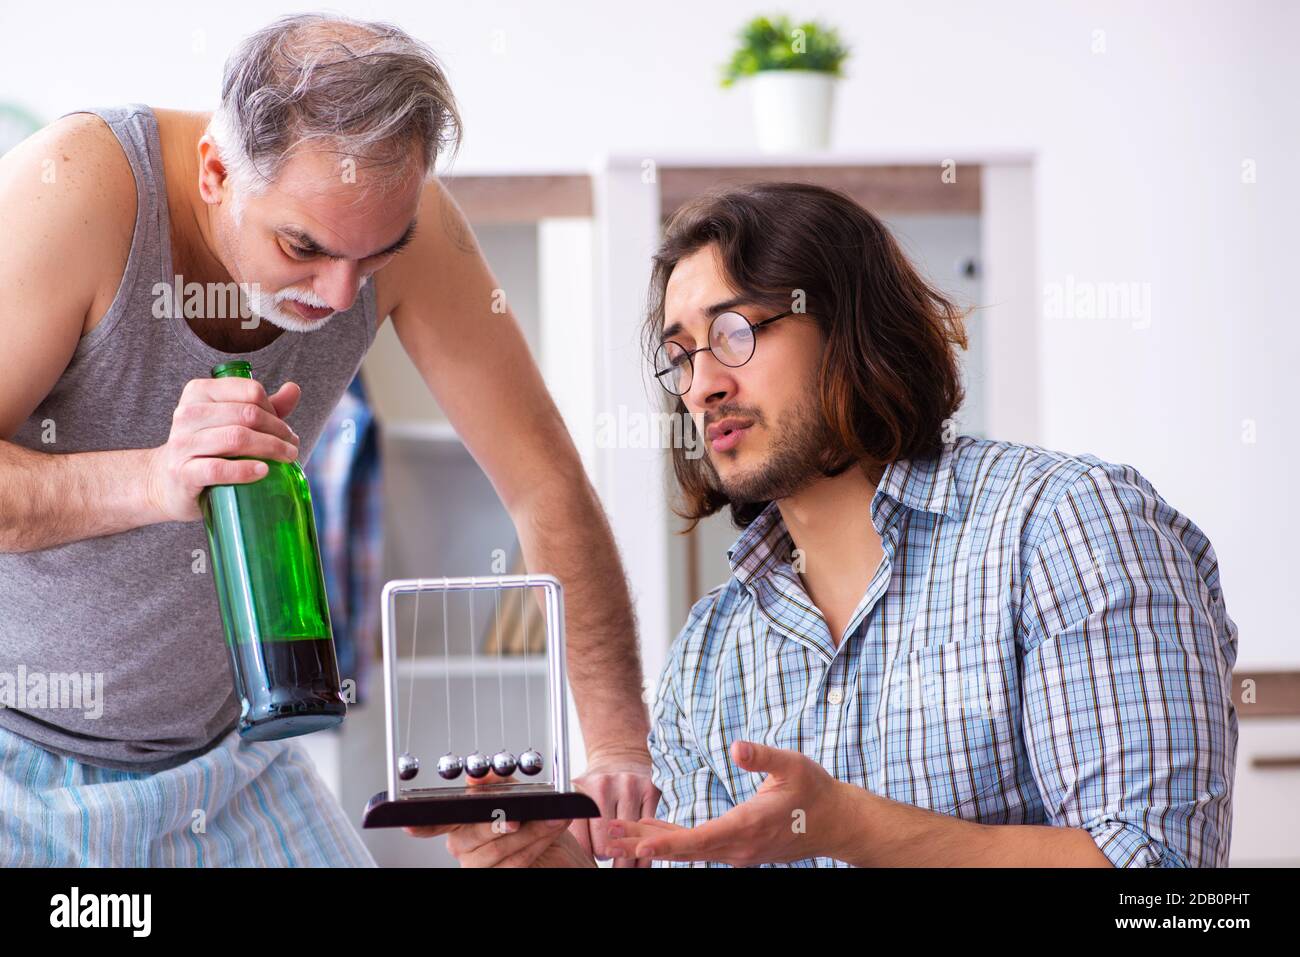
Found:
[361,574,600,827]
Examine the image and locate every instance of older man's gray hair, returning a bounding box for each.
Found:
[208,12,462,208]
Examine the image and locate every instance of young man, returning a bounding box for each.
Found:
[0,13,654,866]
[423,182,1238,868]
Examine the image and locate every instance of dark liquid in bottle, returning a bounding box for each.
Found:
[230,637,346,741]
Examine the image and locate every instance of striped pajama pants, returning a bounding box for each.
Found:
[0,724,376,867]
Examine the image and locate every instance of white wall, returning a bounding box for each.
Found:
[1,0,1289,665]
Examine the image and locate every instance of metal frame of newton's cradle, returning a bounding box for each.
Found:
[361,574,600,828]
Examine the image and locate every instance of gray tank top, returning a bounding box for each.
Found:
[0,104,381,771]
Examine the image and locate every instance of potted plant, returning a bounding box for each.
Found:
[721,14,850,153]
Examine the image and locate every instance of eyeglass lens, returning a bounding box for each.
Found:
[655,312,756,394]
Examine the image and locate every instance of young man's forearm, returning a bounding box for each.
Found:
[509,472,650,760]
[829,781,1115,867]
[0,441,158,553]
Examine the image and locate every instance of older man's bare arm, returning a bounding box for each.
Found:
[0,115,299,552]
[377,178,657,862]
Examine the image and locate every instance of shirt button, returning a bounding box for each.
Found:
[827,688,843,705]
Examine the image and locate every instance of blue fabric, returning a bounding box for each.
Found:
[0,724,376,866]
[649,434,1238,867]
[303,372,383,708]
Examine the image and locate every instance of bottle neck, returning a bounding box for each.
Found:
[212,361,252,379]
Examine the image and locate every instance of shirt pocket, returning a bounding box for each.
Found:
[876,635,1020,819]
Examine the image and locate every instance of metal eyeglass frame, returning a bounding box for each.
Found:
[653,308,795,396]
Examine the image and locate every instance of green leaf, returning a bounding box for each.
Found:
[719,13,851,87]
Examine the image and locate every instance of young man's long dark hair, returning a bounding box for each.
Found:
[642,181,970,531]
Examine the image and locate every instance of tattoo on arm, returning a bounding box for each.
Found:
[438,182,478,255]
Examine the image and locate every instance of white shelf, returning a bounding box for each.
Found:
[438,151,1038,176]
[595,148,1037,170]
[384,420,463,444]
[396,656,548,678]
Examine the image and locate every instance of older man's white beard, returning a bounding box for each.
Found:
[246,285,338,333]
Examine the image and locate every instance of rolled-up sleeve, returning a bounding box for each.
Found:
[646,595,735,868]
[1018,462,1238,867]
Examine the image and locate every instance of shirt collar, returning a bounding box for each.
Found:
[725,435,963,589]
[871,433,963,527]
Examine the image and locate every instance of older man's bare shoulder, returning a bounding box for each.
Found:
[372,175,478,324]
[0,111,137,339]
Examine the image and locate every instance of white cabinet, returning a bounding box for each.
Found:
[1230,717,1300,866]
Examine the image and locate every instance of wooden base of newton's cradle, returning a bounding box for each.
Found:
[362,781,601,828]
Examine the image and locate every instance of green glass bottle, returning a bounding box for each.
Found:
[198,360,346,741]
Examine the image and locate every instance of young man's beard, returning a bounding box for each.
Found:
[708,393,847,505]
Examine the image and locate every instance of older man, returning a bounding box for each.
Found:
[0,13,654,866]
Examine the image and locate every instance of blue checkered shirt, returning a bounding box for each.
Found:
[648,435,1238,867]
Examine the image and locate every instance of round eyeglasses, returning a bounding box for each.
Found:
[653,309,794,396]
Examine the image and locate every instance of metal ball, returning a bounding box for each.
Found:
[464,751,492,778]
[491,750,517,777]
[517,748,544,776]
[436,753,464,780]
[397,752,420,781]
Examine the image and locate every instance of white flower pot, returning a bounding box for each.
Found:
[747,70,837,153]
